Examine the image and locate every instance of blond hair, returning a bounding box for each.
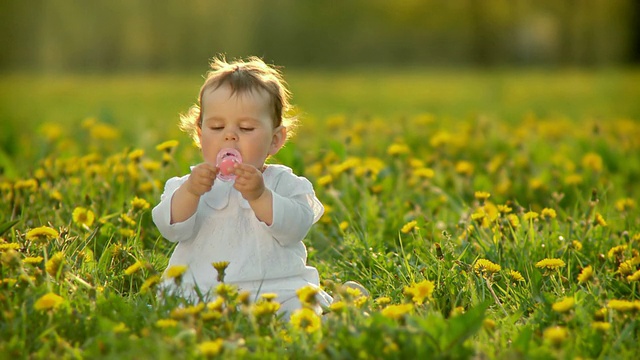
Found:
[179,56,297,147]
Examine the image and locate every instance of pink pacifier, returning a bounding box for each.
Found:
[216,148,242,181]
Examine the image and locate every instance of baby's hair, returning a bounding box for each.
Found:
[180,55,297,147]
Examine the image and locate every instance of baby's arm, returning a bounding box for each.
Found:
[170,163,218,224]
[232,163,274,225]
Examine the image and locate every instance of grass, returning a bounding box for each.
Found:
[1,68,640,359]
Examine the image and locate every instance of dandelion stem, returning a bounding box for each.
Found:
[68,273,93,289]
[485,277,508,317]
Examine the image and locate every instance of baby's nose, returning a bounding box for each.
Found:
[224,131,238,141]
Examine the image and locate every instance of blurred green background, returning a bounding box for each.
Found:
[1,0,639,175]
[2,0,639,71]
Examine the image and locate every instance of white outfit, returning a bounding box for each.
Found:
[152,164,331,313]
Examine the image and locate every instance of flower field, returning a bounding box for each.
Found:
[1,70,640,359]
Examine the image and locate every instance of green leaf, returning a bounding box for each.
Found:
[441,300,489,353]
[0,219,20,236]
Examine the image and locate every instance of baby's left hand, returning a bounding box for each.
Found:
[232,163,266,201]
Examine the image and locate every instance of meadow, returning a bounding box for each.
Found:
[1,68,640,359]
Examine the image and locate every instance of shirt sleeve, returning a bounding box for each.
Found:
[264,170,324,246]
[151,175,197,243]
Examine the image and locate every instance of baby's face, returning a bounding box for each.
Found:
[199,83,282,170]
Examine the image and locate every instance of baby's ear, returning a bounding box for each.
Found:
[269,126,287,155]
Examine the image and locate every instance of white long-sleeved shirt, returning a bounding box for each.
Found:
[152,164,331,308]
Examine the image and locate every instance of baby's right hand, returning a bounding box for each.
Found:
[184,163,217,197]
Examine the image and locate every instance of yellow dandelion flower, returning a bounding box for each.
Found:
[413,167,435,179]
[387,143,410,156]
[25,226,59,244]
[171,309,188,322]
[455,161,474,176]
[543,326,568,346]
[607,299,640,312]
[290,308,321,333]
[381,303,413,320]
[339,221,349,232]
[45,252,65,277]
[49,190,63,202]
[212,261,230,282]
[237,291,251,305]
[474,259,502,275]
[540,208,557,220]
[627,269,640,282]
[156,140,179,152]
[618,262,634,276]
[113,322,129,334]
[552,297,575,313]
[317,174,333,187]
[497,204,512,214]
[508,270,525,283]
[142,160,161,172]
[591,321,611,332]
[252,301,281,317]
[90,123,120,140]
[14,179,38,191]
[215,283,237,298]
[128,149,145,162]
[120,214,137,227]
[581,152,603,172]
[564,174,583,186]
[34,292,65,311]
[162,153,173,164]
[408,158,425,168]
[23,256,43,265]
[429,130,451,147]
[400,220,419,234]
[260,293,278,302]
[72,207,95,227]
[155,319,178,328]
[183,303,205,315]
[474,191,491,202]
[201,310,222,322]
[119,228,136,238]
[329,301,347,312]
[535,258,566,270]
[523,211,539,222]
[376,296,392,306]
[471,209,486,223]
[594,213,607,227]
[615,198,636,212]
[198,339,224,357]
[296,285,319,306]
[207,297,225,312]
[131,197,151,210]
[572,240,583,251]
[165,265,188,279]
[607,245,627,259]
[140,275,161,293]
[507,214,520,228]
[577,265,594,284]
[353,295,368,308]
[481,318,497,331]
[528,178,545,190]
[0,243,20,251]
[124,261,144,276]
[594,307,607,321]
[403,280,435,305]
[450,306,465,317]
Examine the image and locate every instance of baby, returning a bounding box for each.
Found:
[152,56,331,315]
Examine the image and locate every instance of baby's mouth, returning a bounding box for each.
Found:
[215,148,243,181]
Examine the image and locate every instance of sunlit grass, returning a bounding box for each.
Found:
[1,69,639,358]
